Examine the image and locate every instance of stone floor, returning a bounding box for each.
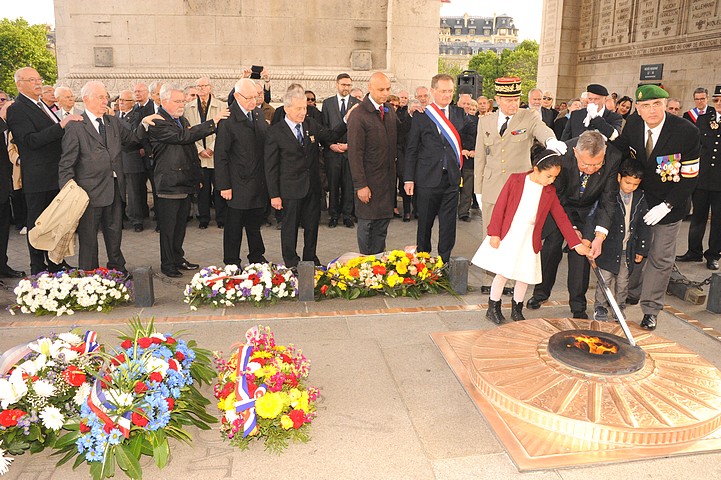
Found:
[1,207,720,479]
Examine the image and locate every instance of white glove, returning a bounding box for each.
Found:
[475,193,482,205]
[583,102,599,127]
[643,202,672,225]
[545,138,568,155]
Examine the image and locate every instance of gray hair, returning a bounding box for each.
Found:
[54,86,72,98]
[576,130,607,157]
[149,81,162,94]
[283,83,306,107]
[529,88,543,96]
[80,81,106,98]
[234,78,257,94]
[160,83,183,102]
[668,97,682,106]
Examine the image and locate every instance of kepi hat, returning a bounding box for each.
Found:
[713,85,721,97]
[495,77,521,97]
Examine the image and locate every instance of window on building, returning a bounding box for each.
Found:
[455,28,461,35]
[469,28,475,35]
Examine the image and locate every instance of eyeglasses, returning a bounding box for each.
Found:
[637,101,665,111]
[119,98,134,102]
[237,93,254,101]
[196,84,210,88]
[542,96,553,100]
[713,98,721,103]
[580,158,605,169]
[306,97,316,102]
[20,77,43,84]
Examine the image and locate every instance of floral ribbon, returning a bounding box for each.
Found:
[87,371,132,438]
[234,344,267,437]
[82,331,99,354]
[0,330,99,376]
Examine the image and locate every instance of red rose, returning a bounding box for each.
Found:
[168,359,179,371]
[131,410,149,427]
[111,353,126,366]
[120,339,132,349]
[403,277,415,285]
[175,351,185,361]
[219,382,234,399]
[165,337,177,345]
[61,365,87,387]
[151,337,162,345]
[165,398,175,410]
[288,409,305,428]
[320,285,328,295]
[148,372,163,383]
[0,409,27,427]
[134,381,148,394]
[79,422,91,433]
[372,265,386,275]
[137,337,152,349]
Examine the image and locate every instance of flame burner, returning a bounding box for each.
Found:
[547,329,645,375]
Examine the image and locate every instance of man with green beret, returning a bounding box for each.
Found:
[613,84,701,330]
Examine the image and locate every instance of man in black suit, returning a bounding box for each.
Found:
[676,85,721,270]
[613,85,701,330]
[265,84,349,268]
[561,84,623,142]
[0,100,25,278]
[322,73,360,228]
[526,131,620,318]
[133,82,157,227]
[682,87,709,124]
[215,78,270,266]
[541,90,558,129]
[404,73,476,262]
[117,90,146,232]
[6,67,83,274]
[147,84,229,277]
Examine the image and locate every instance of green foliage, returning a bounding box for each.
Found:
[466,40,539,101]
[438,57,462,78]
[0,18,57,96]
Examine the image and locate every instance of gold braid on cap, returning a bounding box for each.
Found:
[495,83,521,94]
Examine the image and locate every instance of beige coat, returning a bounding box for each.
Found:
[7,132,21,190]
[183,95,223,168]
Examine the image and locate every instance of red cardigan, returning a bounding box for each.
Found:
[488,172,582,253]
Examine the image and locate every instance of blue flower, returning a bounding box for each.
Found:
[85,448,102,462]
[107,428,123,445]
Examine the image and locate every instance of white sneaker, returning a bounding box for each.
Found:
[19,227,27,235]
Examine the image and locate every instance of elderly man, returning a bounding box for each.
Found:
[254,81,275,124]
[414,86,430,107]
[476,96,491,116]
[55,87,81,119]
[561,84,623,141]
[214,78,270,266]
[6,67,83,274]
[58,81,150,273]
[184,77,226,229]
[398,91,410,108]
[683,87,709,124]
[41,86,59,113]
[347,72,397,254]
[133,82,157,227]
[116,89,146,232]
[613,85,700,330]
[527,88,543,112]
[527,131,621,318]
[148,84,229,277]
[667,98,682,117]
[540,90,557,128]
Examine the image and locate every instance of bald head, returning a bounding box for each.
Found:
[368,72,391,105]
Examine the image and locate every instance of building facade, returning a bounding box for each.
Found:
[439,13,519,68]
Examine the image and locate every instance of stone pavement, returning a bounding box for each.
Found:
[1,208,720,479]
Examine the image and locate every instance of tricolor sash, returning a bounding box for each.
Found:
[87,375,132,438]
[234,344,267,437]
[687,108,702,123]
[426,104,463,170]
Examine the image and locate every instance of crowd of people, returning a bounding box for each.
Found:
[0,66,716,331]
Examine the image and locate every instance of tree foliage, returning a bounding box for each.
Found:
[438,57,463,78]
[0,18,57,96]
[466,40,539,101]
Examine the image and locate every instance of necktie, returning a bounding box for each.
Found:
[499,116,510,136]
[247,111,253,123]
[340,98,347,118]
[120,112,125,119]
[37,101,58,123]
[175,118,183,129]
[96,117,107,146]
[295,124,303,145]
[580,172,589,194]
[201,99,208,114]
[379,105,385,122]
[646,129,654,158]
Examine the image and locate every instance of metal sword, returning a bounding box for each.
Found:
[588,258,637,347]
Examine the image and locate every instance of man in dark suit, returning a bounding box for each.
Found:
[0,101,25,278]
[347,72,397,254]
[6,67,83,274]
[541,90,558,129]
[58,81,149,273]
[116,90,146,232]
[561,84,623,142]
[404,73,476,262]
[265,84,348,268]
[322,73,360,228]
[133,82,157,227]
[527,131,620,317]
[682,87,709,124]
[613,85,701,330]
[147,84,229,277]
[676,85,721,270]
[215,78,270,266]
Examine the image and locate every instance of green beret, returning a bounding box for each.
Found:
[635,85,669,102]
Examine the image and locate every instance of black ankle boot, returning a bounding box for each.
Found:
[511,300,525,321]
[486,299,505,324]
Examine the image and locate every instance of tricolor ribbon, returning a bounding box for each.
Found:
[233,344,267,437]
[87,371,133,438]
[83,330,99,354]
[425,104,463,170]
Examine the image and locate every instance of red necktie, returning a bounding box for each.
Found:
[379,106,384,122]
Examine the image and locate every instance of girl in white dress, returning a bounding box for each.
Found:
[472,150,591,324]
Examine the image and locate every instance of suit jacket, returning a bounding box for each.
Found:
[683,108,708,124]
[272,105,323,126]
[613,112,701,223]
[58,112,144,207]
[696,110,721,191]
[265,117,346,200]
[322,94,360,146]
[473,108,556,203]
[553,115,568,140]
[0,119,11,203]
[6,93,66,193]
[561,107,623,141]
[347,97,397,220]
[540,107,556,129]
[133,100,156,169]
[117,110,144,173]
[148,108,216,196]
[214,103,269,210]
[183,95,224,168]
[489,172,581,253]
[552,137,621,235]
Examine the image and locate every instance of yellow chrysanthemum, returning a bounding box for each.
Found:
[395,262,407,274]
[338,281,347,291]
[387,273,400,287]
[252,351,273,359]
[217,391,236,411]
[298,391,310,413]
[255,392,286,419]
[280,415,294,430]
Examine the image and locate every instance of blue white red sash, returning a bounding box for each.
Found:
[87,375,132,437]
[426,104,463,169]
[687,108,703,123]
[234,344,267,437]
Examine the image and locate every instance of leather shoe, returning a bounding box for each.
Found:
[217,222,224,229]
[0,267,25,278]
[526,297,545,310]
[572,311,589,319]
[403,214,411,223]
[199,222,208,229]
[343,218,354,228]
[134,224,143,232]
[675,252,702,262]
[707,259,720,270]
[162,269,182,278]
[626,296,640,305]
[640,314,657,330]
[459,215,471,222]
[328,218,338,228]
[177,261,199,270]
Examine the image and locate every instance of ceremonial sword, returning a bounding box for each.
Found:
[588,258,637,347]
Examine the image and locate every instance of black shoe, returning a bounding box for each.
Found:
[328,218,338,228]
[162,269,182,278]
[0,267,25,278]
[707,259,719,270]
[486,299,505,324]
[343,218,354,228]
[676,252,703,262]
[31,266,48,276]
[572,311,589,319]
[640,314,657,330]
[459,215,471,222]
[511,300,525,321]
[502,287,514,296]
[155,225,160,233]
[217,222,224,229]
[403,214,411,222]
[276,221,283,230]
[118,269,133,280]
[481,286,491,294]
[199,222,208,229]
[393,211,401,218]
[134,225,144,232]
[177,261,199,270]
[526,297,545,309]
[48,261,75,273]
[626,296,640,306]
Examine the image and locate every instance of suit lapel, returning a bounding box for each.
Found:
[650,116,672,161]
[19,94,55,126]
[104,114,120,153]
[81,113,106,147]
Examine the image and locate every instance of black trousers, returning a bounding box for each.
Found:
[25,189,60,274]
[397,176,411,215]
[357,218,391,255]
[414,173,458,262]
[223,206,266,266]
[688,188,721,261]
[326,153,353,220]
[280,192,320,268]
[76,179,125,271]
[532,217,590,313]
[155,196,191,273]
[0,200,10,269]
[124,172,147,227]
[198,167,227,225]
